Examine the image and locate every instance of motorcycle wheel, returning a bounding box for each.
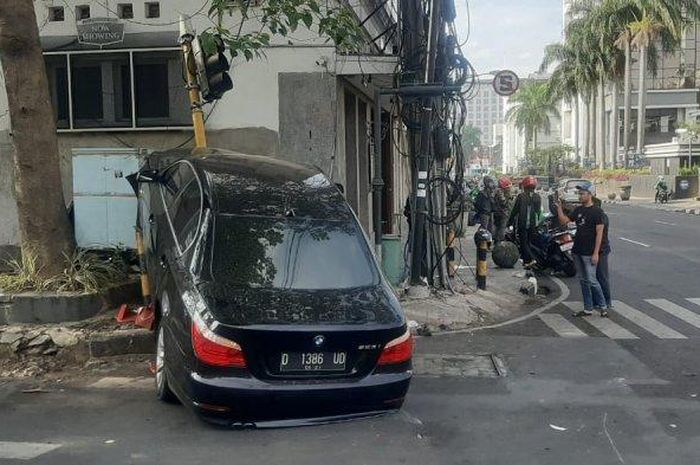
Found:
[563,261,577,277]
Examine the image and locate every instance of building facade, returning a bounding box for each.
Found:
[560,0,700,170]
[464,79,506,149]
[0,0,411,256]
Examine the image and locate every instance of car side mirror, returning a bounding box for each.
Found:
[126,169,161,194]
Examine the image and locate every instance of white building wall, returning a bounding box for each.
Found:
[465,80,505,147]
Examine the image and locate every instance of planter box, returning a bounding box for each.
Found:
[0,280,140,325]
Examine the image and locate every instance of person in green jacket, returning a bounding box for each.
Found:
[508,175,541,269]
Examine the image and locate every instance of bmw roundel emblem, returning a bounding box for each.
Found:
[313,335,325,347]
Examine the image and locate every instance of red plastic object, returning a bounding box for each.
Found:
[116,304,137,323]
[135,304,156,331]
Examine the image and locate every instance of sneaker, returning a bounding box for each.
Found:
[573,310,593,317]
[600,309,609,318]
[524,260,537,269]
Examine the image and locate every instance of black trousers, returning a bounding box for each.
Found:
[517,227,536,263]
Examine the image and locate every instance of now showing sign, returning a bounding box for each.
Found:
[77,18,125,47]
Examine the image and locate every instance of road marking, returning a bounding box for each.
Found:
[89,377,152,390]
[687,298,700,307]
[612,301,686,339]
[563,302,638,339]
[0,441,61,460]
[654,220,677,226]
[618,237,651,248]
[538,314,587,338]
[647,299,700,329]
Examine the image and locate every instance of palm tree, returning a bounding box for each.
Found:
[630,12,663,157]
[505,81,560,164]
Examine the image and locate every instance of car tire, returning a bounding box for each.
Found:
[156,324,179,404]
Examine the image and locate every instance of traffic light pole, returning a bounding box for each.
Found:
[178,16,207,149]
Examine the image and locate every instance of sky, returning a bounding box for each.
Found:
[455,0,564,78]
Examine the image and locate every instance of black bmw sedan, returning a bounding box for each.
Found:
[131,148,412,427]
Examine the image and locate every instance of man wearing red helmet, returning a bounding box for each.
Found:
[508,175,541,268]
[493,176,514,243]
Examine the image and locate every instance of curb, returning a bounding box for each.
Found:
[88,329,155,358]
[602,199,700,215]
[433,276,570,336]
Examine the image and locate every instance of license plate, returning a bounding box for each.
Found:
[279,352,347,372]
[560,242,574,252]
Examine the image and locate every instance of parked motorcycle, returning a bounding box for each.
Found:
[505,216,577,277]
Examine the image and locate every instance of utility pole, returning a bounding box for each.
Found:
[178,16,207,148]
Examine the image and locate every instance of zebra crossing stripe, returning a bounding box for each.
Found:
[612,301,687,339]
[647,299,700,329]
[0,441,61,460]
[687,298,700,307]
[562,302,639,339]
[538,314,588,338]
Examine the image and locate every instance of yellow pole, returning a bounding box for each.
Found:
[179,19,207,148]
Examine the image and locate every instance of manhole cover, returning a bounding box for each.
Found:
[413,354,507,378]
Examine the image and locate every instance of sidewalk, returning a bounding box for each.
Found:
[400,226,560,333]
[602,196,700,215]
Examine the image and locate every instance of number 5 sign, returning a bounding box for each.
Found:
[492,70,520,96]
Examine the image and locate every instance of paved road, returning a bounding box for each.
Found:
[1,204,699,464]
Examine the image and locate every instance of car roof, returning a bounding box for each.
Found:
[147,148,353,220]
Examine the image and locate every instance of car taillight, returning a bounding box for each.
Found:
[191,317,246,368]
[377,330,414,366]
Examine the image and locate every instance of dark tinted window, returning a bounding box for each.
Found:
[173,180,202,250]
[205,216,378,290]
[160,163,195,216]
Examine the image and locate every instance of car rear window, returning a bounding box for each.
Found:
[203,215,379,290]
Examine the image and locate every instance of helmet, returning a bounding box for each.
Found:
[483,176,496,188]
[657,175,665,181]
[498,176,513,189]
[522,175,538,190]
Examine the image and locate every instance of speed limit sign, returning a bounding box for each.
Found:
[492,70,520,96]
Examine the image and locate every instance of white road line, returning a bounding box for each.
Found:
[612,301,686,339]
[538,314,588,338]
[618,237,651,248]
[654,220,677,226]
[0,441,61,460]
[687,298,700,307]
[563,302,639,339]
[647,299,700,329]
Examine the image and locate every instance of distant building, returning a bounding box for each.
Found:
[502,75,562,174]
[464,80,506,148]
[560,0,700,170]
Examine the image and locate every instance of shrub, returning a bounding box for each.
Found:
[0,248,130,294]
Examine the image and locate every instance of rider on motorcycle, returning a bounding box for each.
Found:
[655,175,669,203]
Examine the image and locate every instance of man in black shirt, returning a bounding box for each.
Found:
[556,181,608,317]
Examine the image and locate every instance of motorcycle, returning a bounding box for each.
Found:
[656,187,673,204]
[505,215,577,277]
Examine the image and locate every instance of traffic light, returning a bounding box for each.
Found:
[192,35,233,102]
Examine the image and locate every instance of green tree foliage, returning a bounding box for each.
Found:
[462,125,481,158]
[505,81,560,152]
[201,0,365,61]
[526,145,575,176]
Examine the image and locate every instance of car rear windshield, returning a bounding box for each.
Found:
[203,215,379,290]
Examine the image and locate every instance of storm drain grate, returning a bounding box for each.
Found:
[413,354,508,378]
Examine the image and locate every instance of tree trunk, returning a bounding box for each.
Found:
[589,91,597,167]
[597,75,605,170]
[574,96,581,165]
[623,39,632,168]
[610,81,619,169]
[636,45,648,157]
[583,96,591,164]
[0,0,74,277]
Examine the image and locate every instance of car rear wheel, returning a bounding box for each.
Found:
[156,324,179,404]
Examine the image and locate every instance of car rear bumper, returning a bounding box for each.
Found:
[184,370,412,426]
